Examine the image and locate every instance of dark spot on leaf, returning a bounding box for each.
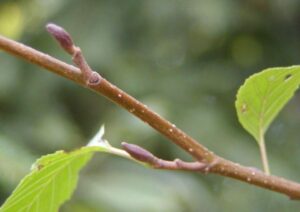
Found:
[284,73,292,81]
[37,164,44,171]
[241,103,247,114]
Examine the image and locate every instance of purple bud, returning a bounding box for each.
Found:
[46,23,74,55]
[121,142,155,164]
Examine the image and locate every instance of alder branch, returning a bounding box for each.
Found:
[0,24,300,200]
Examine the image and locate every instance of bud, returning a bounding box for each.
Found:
[46,23,75,55]
[121,142,155,164]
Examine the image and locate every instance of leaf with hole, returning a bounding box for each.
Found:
[236,66,300,142]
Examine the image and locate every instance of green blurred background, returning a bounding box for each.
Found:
[1,0,300,211]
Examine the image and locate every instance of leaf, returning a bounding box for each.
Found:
[0,146,99,212]
[236,66,300,142]
[0,126,136,212]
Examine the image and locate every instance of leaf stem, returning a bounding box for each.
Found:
[259,133,270,175]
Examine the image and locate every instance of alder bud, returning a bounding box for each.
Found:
[121,142,155,164]
[46,23,75,55]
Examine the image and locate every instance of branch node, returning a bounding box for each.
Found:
[202,158,219,174]
[88,71,102,85]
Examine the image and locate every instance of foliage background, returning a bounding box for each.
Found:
[1,0,300,211]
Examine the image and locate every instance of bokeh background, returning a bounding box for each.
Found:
[1,0,300,211]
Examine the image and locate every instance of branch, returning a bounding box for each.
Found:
[0,24,300,200]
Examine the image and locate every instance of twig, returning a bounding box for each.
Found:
[46,23,101,85]
[0,24,300,200]
[122,142,209,171]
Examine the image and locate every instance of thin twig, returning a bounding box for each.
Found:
[0,24,300,199]
[46,23,102,85]
[122,142,209,171]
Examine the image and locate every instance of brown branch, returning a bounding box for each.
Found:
[0,24,300,200]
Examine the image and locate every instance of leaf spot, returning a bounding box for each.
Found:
[241,103,247,114]
[284,73,292,82]
[37,164,44,171]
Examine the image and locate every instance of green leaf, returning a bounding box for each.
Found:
[0,126,137,212]
[236,66,300,142]
[0,146,99,212]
